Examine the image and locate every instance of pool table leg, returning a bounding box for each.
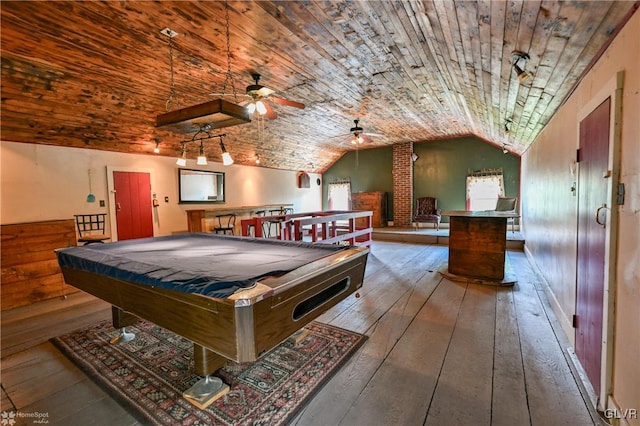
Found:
[193,344,228,376]
[183,344,230,408]
[109,306,137,344]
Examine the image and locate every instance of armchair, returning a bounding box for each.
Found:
[414,197,441,230]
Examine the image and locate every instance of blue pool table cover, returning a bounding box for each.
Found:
[56,233,348,299]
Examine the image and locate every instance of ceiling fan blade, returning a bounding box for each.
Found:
[270,96,306,109]
[363,132,385,137]
[256,87,275,97]
[263,101,278,120]
[360,134,375,144]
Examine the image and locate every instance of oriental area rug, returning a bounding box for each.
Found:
[52,319,366,425]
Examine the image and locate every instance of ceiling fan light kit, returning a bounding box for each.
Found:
[342,119,384,147]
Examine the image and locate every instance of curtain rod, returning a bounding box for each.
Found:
[468,168,503,177]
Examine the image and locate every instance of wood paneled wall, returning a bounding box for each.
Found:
[1,219,79,310]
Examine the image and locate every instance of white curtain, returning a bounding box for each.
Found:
[328,180,352,210]
[466,169,505,211]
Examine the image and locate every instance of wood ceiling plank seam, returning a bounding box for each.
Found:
[252,1,368,100]
[525,1,586,98]
[0,72,163,112]
[408,4,461,115]
[429,0,467,117]
[499,0,523,128]
[0,78,168,125]
[0,27,195,101]
[0,87,159,121]
[489,0,506,129]
[477,0,496,139]
[454,0,487,134]
[509,0,541,143]
[512,0,564,145]
[518,1,619,144]
[365,68,438,136]
[347,2,420,87]
[197,2,335,100]
[448,1,476,93]
[393,2,451,118]
[0,100,156,129]
[416,2,468,120]
[0,5,182,79]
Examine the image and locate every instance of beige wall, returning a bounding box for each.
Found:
[522,10,639,424]
[0,141,322,235]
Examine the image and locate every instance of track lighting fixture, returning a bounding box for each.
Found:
[504,118,512,133]
[175,126,232,166]
[511,51,531,83]
[220,140,234,166]
[196,140,208,165]
[176,144,187,166]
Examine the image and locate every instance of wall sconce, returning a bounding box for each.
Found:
[175,125,232,166]
[502,144,509,154]
[512,50,531,83]
[255,154,261,165]
[153,140,160,154]
[411,153,419,162]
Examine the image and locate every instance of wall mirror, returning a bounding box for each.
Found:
[178,169,225,204]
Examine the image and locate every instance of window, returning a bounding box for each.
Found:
[466,169,504,211]
[327,180,351,210]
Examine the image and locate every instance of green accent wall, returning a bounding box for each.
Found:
[322,137,520,222]
[322,146,394,213]
[414,138,520,221]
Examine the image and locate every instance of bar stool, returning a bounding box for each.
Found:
[266,208,293,238]
[247,210,266,237]
[213,214,236,235]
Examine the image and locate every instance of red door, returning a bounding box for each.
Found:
[576,97,610,395]
[113,171,154,240]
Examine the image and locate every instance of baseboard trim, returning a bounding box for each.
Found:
[523,246,574,343]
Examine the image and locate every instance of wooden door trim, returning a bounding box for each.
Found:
[575,71,623,407]
[106,166,156,241]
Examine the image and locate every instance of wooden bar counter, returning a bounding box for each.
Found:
[442,211,519,282]
[186,204,293,233]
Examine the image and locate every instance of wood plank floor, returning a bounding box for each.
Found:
[1,241,601,425]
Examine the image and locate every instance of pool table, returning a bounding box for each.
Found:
[56,234,368,388]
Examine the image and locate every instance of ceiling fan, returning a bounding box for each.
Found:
[342,119,385,146]
[213,73,305,120]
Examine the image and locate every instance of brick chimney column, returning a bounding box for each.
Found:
[392,142,413,227]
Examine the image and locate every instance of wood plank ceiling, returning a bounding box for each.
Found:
[1,1,636,173]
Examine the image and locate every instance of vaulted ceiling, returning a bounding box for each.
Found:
[1,1,636,173]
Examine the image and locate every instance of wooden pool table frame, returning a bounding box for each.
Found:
[59,245,369,377]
